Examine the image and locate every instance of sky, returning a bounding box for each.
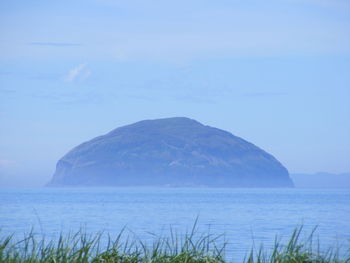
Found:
[0,0,349,186]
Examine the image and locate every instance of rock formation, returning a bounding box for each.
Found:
[48,117,294,187]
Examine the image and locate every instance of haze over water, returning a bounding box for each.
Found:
[1,187,349,261]
[1,1,350,261]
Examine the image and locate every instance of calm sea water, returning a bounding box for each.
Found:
[0,188,349,260]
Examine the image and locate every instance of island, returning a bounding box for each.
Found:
[48,117,294,187]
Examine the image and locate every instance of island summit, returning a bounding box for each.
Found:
[48,117,294,187]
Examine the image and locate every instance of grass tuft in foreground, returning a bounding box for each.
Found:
[0,226,348,263]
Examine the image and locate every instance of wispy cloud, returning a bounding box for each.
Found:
[0,159,14,167]
[243,92,287,97]
[64,63,91,82]
[290,0,350,9]
[0,89,16,94]
[28,42,82,47]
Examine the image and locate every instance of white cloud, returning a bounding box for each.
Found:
[64,63,91,82]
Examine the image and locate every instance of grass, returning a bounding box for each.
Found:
[0,225,348,263]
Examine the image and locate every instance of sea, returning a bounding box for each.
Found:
[0,187,349,261]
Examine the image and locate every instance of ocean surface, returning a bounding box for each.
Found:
[0,187,349,261]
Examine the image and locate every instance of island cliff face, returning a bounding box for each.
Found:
[48,117,294,187]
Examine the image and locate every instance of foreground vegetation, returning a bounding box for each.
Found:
[0,226,348,263]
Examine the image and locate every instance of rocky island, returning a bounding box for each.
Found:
[48,117,294,187]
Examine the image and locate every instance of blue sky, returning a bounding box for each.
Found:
[1,0,350,186]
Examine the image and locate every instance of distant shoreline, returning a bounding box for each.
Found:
[290,172,350,188]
